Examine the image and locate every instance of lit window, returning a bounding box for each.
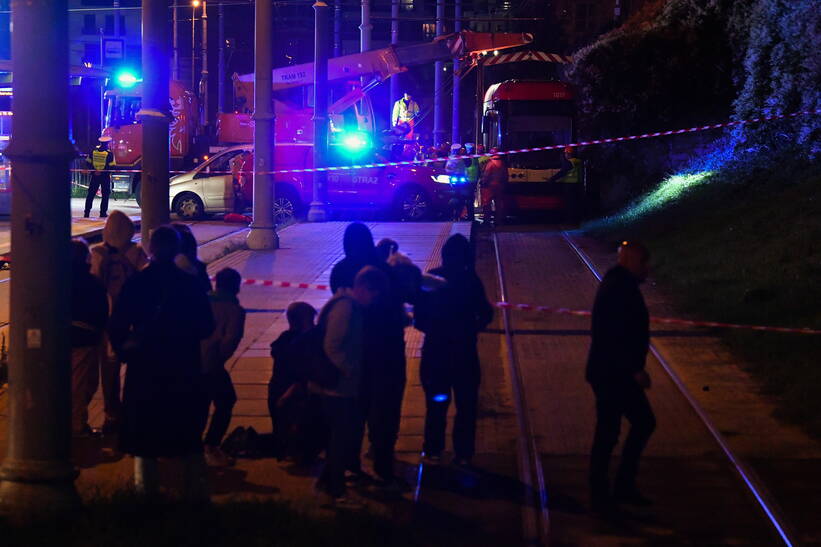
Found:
[401,0,413,11]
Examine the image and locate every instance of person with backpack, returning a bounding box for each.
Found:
[70,239,109,437]
[91,210,149,435]
[316,266,389,508]
[109,225,215,500]
[415,234,494,467]
[200,268,246,467]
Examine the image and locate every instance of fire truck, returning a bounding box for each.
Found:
[100,31,533,210]
[480,51,586,218]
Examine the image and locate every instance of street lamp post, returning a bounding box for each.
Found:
[191,0,198,90]
[199,0,209,129]
[308,0,329,222]
[247,0,279,249]
[433,0,445,145]
[451,0,462,144]
[389,0,400,121]
[217,1,225,112]
[0,0,78,518]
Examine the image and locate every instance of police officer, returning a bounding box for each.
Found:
[84,136,114,218]
[587,241,656,513]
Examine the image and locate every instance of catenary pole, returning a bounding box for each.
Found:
[433,0,445,145]
[247,0,279,249]
[333,0,342,57]
[0,0,78,518]
[389,0,400,121]
[172,4,179,80]
[360,0,371,52]
[199,1,209,129]
[451,0,461,143]
[308,0,329,222]
[139,0,171,244]
[217,0,225,112]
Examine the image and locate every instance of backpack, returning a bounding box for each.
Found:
[98,244,137,303]
[292,298,347,389]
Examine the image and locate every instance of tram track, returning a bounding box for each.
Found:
[559,230,796,547]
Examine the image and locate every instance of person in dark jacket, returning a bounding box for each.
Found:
[329,222,379,293]
[70,238,109,437]
[587,241,656,512]
[201,267,246,467]
[108,225,215,499]
[173,223,212,293]
[415,234,494,466]
[84,136,114,218]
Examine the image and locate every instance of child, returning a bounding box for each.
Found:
[201,267,246,466]
[269,302,318,460]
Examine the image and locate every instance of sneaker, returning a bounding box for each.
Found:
[99,212,108,218]
[204,445,235,467]
[333,495,364,510]
[83,212,90,219]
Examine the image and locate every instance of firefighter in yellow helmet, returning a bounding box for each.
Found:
[84,136,114,218]
[391,92,420,140]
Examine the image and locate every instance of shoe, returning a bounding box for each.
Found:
[422,452,441,465]
[614,487,653,507]
[333,495,364,510]
[204,445,235,467]
[83,212,90,219]
[99,212,108,218]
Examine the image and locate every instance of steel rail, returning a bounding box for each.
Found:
[560,230,796,547]
[492,231,550,545]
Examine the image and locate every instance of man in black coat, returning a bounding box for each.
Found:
[109,225,215,499]
[587,241,656,512]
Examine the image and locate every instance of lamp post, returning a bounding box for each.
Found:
[199,0,209,129]
[433,0,445,145]
[308,0,329,222]
[191,0,199,90]
[451,0,462,144]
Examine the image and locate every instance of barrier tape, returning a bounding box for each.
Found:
[2,109,814,177]
[213,274,821,334]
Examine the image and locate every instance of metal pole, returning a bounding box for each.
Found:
[308,0,329,222]
[359,0,371,52]
[474,55,483,147]
[247,0,279,249]
[191,5,196,89]
[173,4,179,80]
[217,1,225,113]
[333,0,341,57]
[433,0,445,145]
[451,0,461,144]
[199,0,209,129]
[0,0,78,518]
[389,0,399,121]
[114,0,121,36]
[139,0,171,244]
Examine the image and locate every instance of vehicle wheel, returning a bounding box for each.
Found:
[173,192,205,219]
[396,186,432,221]
[133,177,141,207]
[273,185,302,225]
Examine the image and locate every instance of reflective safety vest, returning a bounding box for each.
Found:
[90,147,112,171]
[392,98,420,126]
[558,157,581,184]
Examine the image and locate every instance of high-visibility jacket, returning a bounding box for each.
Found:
[88,146,113,173]
[466,158,480,183]
[556,157,581,184]
[392,98,420,126]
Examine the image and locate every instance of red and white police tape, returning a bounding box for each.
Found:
[218,276,821,335]
[43,108,820,178]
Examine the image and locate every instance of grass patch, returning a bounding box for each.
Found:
[584,148,821,436]
[0,492,461,547]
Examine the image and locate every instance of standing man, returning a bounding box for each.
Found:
[587,241,656,513]
[391,92,420,140]
[480,149,508,225]
[84,135,114,218]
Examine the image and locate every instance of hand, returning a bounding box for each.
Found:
[634,370,651,390]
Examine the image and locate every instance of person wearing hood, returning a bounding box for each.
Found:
[91,210,149,435]
[329,222,380,293]
[414,234,494,466]
[173,223,212,293]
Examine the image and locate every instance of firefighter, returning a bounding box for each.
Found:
[391,92,420,140]
[549,146,581,184]
[84,136,114,219]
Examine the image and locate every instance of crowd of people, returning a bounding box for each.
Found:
[69,217,496,508]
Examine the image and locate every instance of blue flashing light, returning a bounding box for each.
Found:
[115,70,140,88]
[340,131,370,153]
[432,394,449,403]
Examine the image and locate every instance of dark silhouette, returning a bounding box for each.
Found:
[201,267,247,467]
[90,210,148,435]
[329,222,379,293]
[173,223,212,293]
[415,234,494,466]
[587,241,656,512]
[108,225,215,499]
[69,238,109,437]
[317,266,388,507]
[84,136,113,218]
[480,150,509,225]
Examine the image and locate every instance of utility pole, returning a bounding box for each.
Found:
[433,0,445,145]
[191,2,197,89]
[199,0,209,129]
[139,0,171,244]
[451,0,462,144]
[389,0,400,121]
[217,1,225,112]
[359,0,371,52]
[308,0,329,222]
[333,0,342,57]
[0,0,78,517]
[172,5,179,80]
[114,0,121,36]
[247,0,279,249]
[474,54,484,148]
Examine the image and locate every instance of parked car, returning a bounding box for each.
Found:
[168,143,461,222]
